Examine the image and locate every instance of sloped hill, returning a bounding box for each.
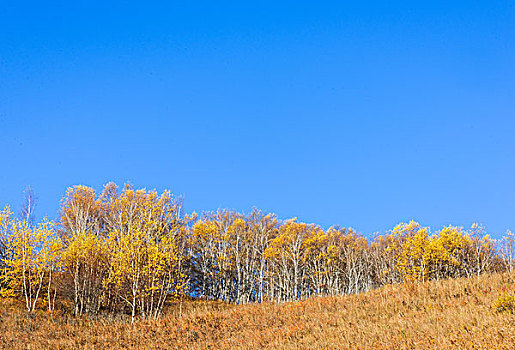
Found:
[1,272,515,349]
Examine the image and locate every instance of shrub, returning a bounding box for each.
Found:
[494,292,515,314]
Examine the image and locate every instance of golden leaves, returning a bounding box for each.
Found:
[1,214,61,313]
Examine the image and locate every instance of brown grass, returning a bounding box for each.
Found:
[1,273,515,349]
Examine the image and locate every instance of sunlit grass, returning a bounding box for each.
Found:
[1,272,515,349]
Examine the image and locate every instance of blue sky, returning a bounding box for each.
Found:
[1,1,514,238]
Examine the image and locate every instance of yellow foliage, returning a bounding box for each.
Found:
[1,217,60,314]
[390,221,430,282]
[495,292,515,314]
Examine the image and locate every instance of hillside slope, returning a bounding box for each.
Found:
[1,272,515,349]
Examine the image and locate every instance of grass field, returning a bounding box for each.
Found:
[1,272,515,349]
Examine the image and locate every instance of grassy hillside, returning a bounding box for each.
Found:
[1,272,515,349]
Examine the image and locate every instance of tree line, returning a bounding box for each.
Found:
[0,183,514,321]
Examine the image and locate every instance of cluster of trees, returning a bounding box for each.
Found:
[1,185,190,322]
[190,213,510,303]
[1,183,514,321]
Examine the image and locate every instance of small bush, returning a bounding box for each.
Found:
[494,292,515,314]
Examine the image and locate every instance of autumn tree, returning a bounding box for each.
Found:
[59,185,107,316]
[103,185,189,322]
[265,219,319,301]
[500,230,515,272]
[0,207,13,291]
[466,223,496,277]
[425,226,469,280]
[246,209,278,302]
[190,210,241,302]
[336,228,372,294]
[370,232,402,286]
[392,221,430,282]
[1,218,60,315]
[303,227,339,295]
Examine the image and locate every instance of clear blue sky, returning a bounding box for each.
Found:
[1,1,514,238]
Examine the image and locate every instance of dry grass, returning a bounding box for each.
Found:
[1,273,515,349]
